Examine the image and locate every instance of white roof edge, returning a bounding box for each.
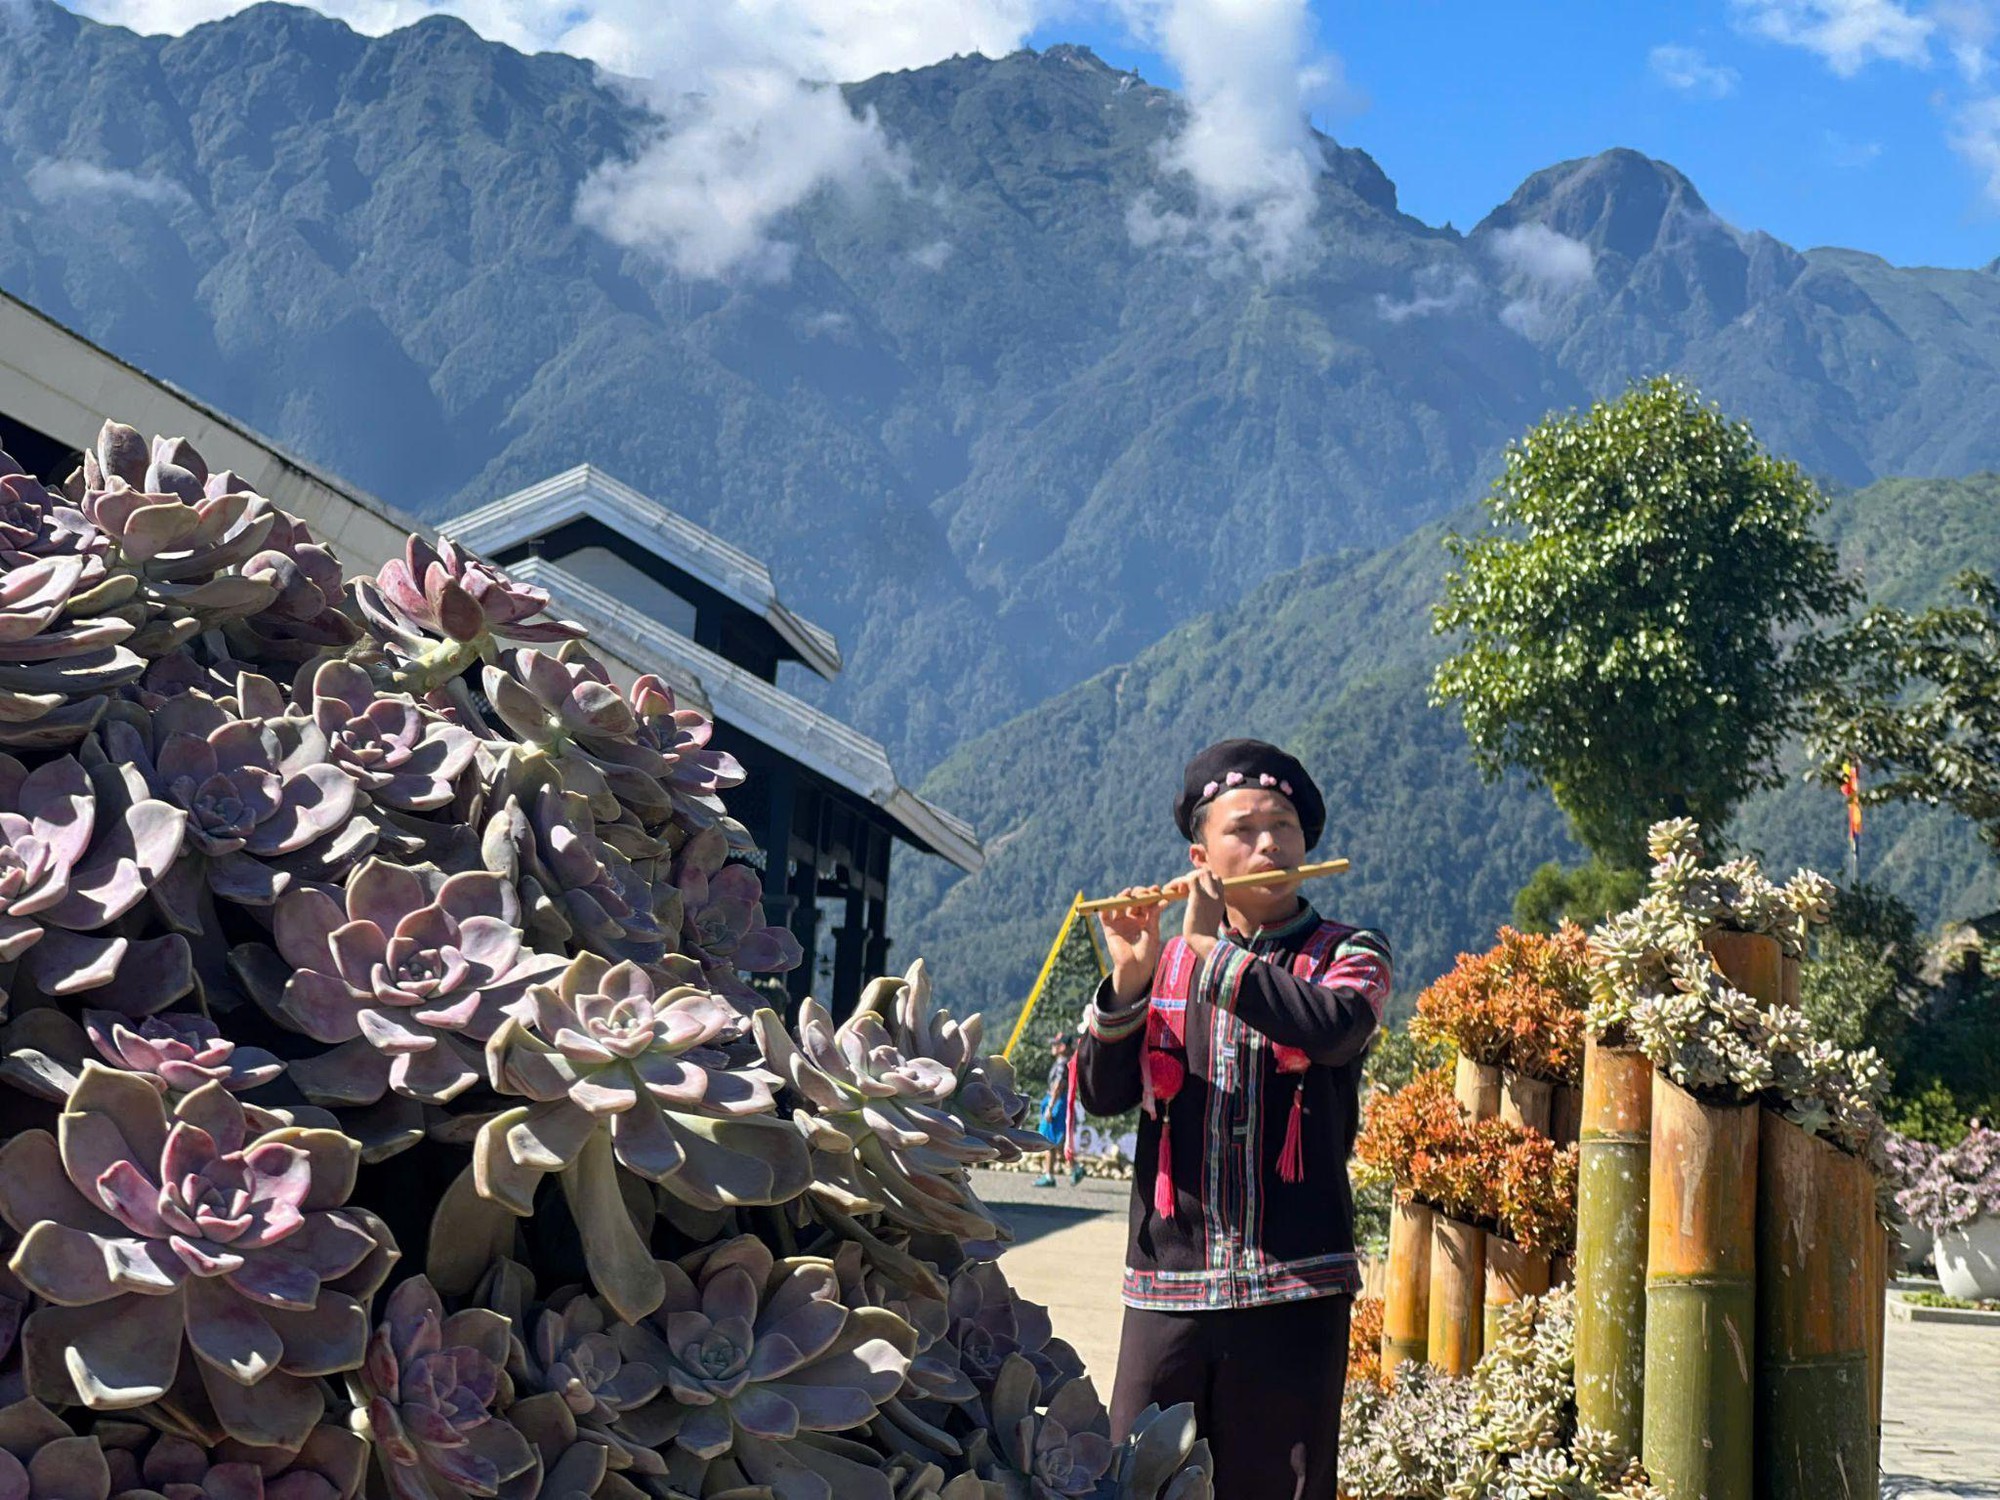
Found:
[509,559,983,874]
[442,465,844,683]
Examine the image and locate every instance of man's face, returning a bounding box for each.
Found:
[1190,787,1308,899]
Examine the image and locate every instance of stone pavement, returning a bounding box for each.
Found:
[976,1169,2000,1495]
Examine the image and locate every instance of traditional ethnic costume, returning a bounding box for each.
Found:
[1074,740,1391,1499]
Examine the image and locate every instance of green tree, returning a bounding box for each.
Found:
[1512,856,1646,934]
[1806,570,2000,856]
[1431,377,1856,867]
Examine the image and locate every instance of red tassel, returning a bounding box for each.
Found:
[1278,1081,1307,1185]
[1153,1105,1176,1220]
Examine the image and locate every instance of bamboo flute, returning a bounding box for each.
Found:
[1075,858,1350,914]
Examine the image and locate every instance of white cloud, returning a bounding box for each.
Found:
[1484,224,1593,339]
[1949,93,2000,200]
[1732,0,1933,76]
[1650,42,1741,96]
[1374,266,1479,323]
[908,239,954,271]
[1934,0,1999,79]
[1486,223,1595,290]
[1115,0,1350,277]
[24,156,192,208]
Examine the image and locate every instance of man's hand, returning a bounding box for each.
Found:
[1181,870,1225,956]
[1100,888,1164,1005]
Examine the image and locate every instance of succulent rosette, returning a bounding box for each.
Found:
[103,685,370,920]
[630,1235,915,1500]
[230,515,362,664]
[306,662,476,813]
[0,553,146,752]
[476,787,674,968]
[348,1278,538,1500]
[0,1397,148,1500]
[0,748,187,1009]
[273,858,566,1110]
[1107,1404,1213,1500]
[624,675,743,818]
[0,1065,392,1449]
[865,964,1044,1164]
[0,1008,282,1104]
[944,1267,1081,1400]
[965,1356,1112,1500]
[476,953,809,1321]
[77,425,283,643]
[755,1001,1005,1246]
[674,828,802,989]
[353,539,583,694]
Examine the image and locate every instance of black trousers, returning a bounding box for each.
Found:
[1108,1295,1351,1500]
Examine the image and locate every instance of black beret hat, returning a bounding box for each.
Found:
[1176,739,1326,848]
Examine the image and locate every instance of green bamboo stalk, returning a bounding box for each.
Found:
[1574,1038,1652,1461]
[1755,1112,1873,1500]
[1643,1076,1759,1500]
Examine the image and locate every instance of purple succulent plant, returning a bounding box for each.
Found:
[0,748,189,1015]
[0,1008,282,1105]
[945,1267,1082,1399]
[869,963,1045,1165]
[307,662,476,812]
[273,859,566,1110]
[352,539,582,694]
[1897,1126,2000,1237]
[0,1065,392,1449]
[477,786,678,969]
[0,554,145,751]
[0,1397,139,1500]
[631,1235,915,1500]
[208,1424,370,1500]
[968,1356,1113,1500]
[230,516,362,664]
[673,827,800,986]
[104,688,367,919]
[348,1277,538,1500]
[755,1001,1005,1246]
[477,953,808,1321]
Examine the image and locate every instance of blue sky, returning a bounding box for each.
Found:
[1032,2,2000,270]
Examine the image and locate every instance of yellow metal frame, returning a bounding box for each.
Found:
[1003,891,1101,1062]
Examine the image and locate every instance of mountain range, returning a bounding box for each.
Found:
[4,0,2000,1013]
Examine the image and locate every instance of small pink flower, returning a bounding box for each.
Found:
[1257,773,1277,788]
[1224,771,1244,787]
[1279,780,1293,796]
[1202,781,1220,798]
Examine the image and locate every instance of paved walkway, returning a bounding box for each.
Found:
[976,1170,2000,1495]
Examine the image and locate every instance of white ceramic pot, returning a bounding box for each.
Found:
[1934,1211,2000,1301]
[1897,1218,1933,1274]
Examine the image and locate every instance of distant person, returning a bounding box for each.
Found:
[1035,1032,1086,1187]
[1076,739,1390,1499]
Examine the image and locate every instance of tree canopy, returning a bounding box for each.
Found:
[1431,376,1856,866]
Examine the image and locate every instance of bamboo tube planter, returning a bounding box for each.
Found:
[1867,1221,1890,1481]
[1382,1198,1433,1378]
[1427,1055,1501,1374]
[1455,1055,1501,1121]
[1754,1113,1874,1500]
[1552,1082,1583,1149]
[1574,1038,1653,1461]
[1706,929,1781,1006]
[1483,1234,1550,1350]
[1500,1070,1553,1135]
[1643,1077,1759,1500]
[1428,1212,1486,1375]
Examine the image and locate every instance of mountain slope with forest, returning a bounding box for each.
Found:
[8,1,2000,772]
[898,474,2000,1027]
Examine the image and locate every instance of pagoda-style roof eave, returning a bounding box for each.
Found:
[444,465,843,681]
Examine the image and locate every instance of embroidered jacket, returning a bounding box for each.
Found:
[1074,904,1390,1312]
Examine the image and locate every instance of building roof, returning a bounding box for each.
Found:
[0,289,421,576]
[0,288,978,873]
[444,465,842,681]
[504,556,983,875]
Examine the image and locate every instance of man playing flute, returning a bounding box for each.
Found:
[1075,738,1391,1499]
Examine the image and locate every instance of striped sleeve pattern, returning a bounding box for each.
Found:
[1085,992,1148,1043]
[1322,928,1392,1021]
